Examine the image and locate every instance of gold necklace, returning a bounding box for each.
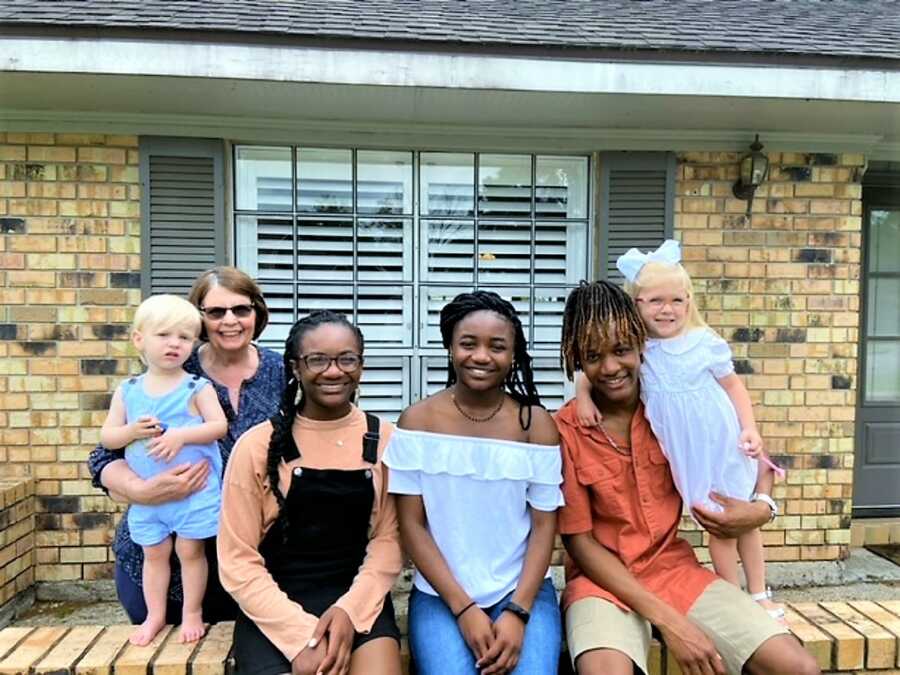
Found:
[451,389,505,423]
[597,421,631,456]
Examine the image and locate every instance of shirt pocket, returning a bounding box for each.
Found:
[575,459,627,520]
[646,442,676,499]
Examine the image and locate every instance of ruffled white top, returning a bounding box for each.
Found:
[641,327,758,513]
[384,428,564,607]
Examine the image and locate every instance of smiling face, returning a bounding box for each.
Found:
[634,282,691,340]
[581,328,641,409]
[292,322,363,420]
[133,321,197,373]
[449,309,514,392]
[199,285,257,355]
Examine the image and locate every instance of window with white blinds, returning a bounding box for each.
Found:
[234,147,590,419]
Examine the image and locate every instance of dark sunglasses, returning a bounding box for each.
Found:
[200,304,255,320]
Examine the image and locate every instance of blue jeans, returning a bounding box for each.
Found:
[409,578,561,675]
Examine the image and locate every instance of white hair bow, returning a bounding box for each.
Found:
[615,239,682,283]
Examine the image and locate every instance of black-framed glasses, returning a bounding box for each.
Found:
[299,352,363,374]
[200,304,255,320]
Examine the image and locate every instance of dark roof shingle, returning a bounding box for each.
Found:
[1,0,899,62]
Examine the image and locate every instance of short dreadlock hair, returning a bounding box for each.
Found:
[439,290,542,430]
[560,280,647,381]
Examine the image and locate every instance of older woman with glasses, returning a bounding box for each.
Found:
[88,266,285,628]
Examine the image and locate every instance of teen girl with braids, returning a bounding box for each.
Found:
[218,311,403,675]
[384,291,563,675]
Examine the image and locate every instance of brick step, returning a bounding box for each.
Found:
[2,599,900,674]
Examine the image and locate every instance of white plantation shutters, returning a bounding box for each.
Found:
[234,148,591,419]
[599,152,676,284]
[140,138,226,296]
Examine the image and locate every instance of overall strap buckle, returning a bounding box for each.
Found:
[362,412,380,464]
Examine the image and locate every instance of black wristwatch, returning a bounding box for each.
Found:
[502,601,530,625]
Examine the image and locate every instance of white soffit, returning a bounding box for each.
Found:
[3,36,900,104]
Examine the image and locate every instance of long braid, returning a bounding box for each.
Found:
[439,290,541,430]
[264,310,365,540]
[560,280,646,380]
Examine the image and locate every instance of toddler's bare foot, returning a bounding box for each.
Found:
[130,616,166,646]
[179,611,206,643]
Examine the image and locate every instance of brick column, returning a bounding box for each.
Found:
[675,151,863,563]
[0,132,141,583]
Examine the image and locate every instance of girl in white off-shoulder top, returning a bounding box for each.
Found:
[385,290,564,675]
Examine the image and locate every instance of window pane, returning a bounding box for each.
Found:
[358,356,410,422]
[357,151,413,215]
[420,286,471,347]
[421,153,474,216]
[297,148,352,213]
[867,278,900,337]
[235,216,293,280]
[422,220,475,283]
[358,219,412,283]
[866,341,900,402]
[235,146,292,211]
[533,287,571,349]
[422,355,451,398]
[297,219,353,281]
[535,221,588,285]
[256,283,295,348]
[532,355,572,412]
[479,154,532,218]
[297,284,354,318]
[536,156,589,219]
[869,210,900,273]
[477,222,532,285]
[357,285,413,347]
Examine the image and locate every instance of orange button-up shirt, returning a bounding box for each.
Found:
[555,399,716,615]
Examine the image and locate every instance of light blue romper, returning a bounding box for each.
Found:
[122,374,222,546]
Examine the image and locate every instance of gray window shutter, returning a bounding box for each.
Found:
[140,137,226,297]
[598,152,675,284]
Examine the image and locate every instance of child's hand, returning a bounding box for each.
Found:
[576,396,603,428]
[146,428,184,462]
[739,428,763,458]
[130,416,163,442]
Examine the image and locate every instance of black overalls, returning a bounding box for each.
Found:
[233,413,399,675]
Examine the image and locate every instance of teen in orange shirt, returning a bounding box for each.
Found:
[555,281,818,675]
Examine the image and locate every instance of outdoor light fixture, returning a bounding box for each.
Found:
[732,134,769,214]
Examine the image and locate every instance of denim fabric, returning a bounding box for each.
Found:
[88,344,285,604]
[409,578,561,675]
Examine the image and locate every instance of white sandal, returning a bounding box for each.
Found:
[750,588,786,624]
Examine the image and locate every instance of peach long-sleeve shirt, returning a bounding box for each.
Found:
[217,407,402,663]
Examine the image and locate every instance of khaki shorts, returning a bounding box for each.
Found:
[565,579,789,674]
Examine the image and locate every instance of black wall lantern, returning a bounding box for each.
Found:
[732,134,769,214]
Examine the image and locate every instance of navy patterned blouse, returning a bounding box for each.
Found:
[88,344,285,601]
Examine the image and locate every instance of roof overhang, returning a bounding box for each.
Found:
[2,35,899,157]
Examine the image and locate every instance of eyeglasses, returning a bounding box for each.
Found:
[298,352,363,374]
[200,304,255,320]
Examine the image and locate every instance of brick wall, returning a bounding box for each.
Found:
[0,134,865,585]
[674,151,864,563]
[0,478,35,621]
[0,133,141,584]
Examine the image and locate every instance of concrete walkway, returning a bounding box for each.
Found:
[13,549,900,627]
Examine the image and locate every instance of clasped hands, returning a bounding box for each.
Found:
[130,415,185,461]
[457,604,525,675]
[292,606,355,675]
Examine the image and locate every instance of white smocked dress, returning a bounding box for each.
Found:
[640,327,758,514]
